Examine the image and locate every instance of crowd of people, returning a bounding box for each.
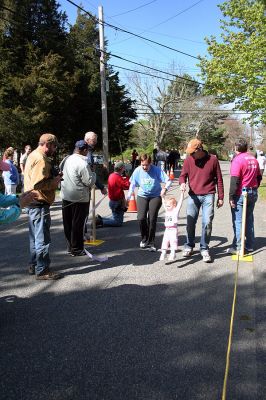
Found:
[0,134,263,280]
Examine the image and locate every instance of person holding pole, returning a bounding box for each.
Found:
[227,138,262,255]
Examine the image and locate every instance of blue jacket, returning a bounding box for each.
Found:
[3,160,19,185]
[0,193,21,224]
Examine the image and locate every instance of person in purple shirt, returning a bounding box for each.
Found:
[227,138,261,254]
[179,138,224,263]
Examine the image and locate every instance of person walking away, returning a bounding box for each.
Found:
[257,151,266,176]
[167,149,177,172]
[179,138,224,263]
[97,161,130,227]
[152,148,158,166]
[160,191,184,262]
[24,133,63,280]
[0,159,36,224]
[227,138,262,254]
[156,149,168,171]
[131,149,138,171]
[60,140,96,256]
[127,154,172,251]
[20,145,32,190]
[2,147,19,194]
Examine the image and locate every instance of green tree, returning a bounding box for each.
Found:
[0,0,73,147]
[199,0,266,124]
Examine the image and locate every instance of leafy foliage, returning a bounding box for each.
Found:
[199,0,266,124]
[0,1,137,153]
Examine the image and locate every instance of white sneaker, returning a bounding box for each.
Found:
[140,240,147,248]
[226,247,239,255]
[182,246,193,257]
[159,252,166,261]
[148,244,157,252]
[168,252,176,261]
[201,249,212,263]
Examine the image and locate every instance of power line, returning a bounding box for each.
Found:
[0,10,201,86]
[144,0,205,31]
[135,110,252,114]
[109,63,200,86]
[109,52,202,85]
[65,0,199,60]
[110,0,158,18]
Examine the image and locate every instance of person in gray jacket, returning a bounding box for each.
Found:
[60,140,96,256]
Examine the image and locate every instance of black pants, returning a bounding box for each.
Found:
[137,196,162,244]
[62,200,90,254]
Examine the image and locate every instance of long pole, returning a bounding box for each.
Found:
[98,6,109,171]
[240,191,248,257]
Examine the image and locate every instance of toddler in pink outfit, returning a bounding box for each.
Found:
[160,192,184,261]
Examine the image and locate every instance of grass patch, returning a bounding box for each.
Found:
[259,177,266,201]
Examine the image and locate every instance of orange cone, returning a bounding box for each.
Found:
[167,170,170,177]
[169,166,175,180]
[127,192,137,213]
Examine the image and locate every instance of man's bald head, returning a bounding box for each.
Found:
[84,131,97,147]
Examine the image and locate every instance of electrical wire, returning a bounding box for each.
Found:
[65,0,199,59]
[111,0,158,18]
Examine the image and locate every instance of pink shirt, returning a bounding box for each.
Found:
[230,152,260,195]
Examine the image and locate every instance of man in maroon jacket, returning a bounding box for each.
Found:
[179,139,224,262]
[97,161,130,227]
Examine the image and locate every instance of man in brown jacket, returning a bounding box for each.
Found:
[24,133,63,280]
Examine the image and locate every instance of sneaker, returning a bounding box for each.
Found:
[147,243,156,252]
[140,240,148,248]
[168,252,176,261]
[36,271,63,280]
[226,247,239,255]
[201,249,212,263]
[28,265,35,275]
[245,248,254,254]
[71,250,87,257]
[182,246,193,257]
[159,252,167,261]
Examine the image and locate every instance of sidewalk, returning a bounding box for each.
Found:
[0,161,265,400]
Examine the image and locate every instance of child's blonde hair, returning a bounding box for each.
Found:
[165,197,177,207]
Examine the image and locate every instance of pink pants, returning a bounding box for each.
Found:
[161,228,178,251]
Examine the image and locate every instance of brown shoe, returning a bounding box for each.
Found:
[36,271,63,280]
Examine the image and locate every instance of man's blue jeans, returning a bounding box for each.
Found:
[186,194,215,250]
[27,205,51,275]
[102,200,124,227]
[230,189,258,250]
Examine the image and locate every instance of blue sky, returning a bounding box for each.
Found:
[59,0,224,84]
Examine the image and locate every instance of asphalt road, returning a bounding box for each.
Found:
[0,161,265,400]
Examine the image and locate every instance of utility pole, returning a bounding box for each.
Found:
[98,5,109,171]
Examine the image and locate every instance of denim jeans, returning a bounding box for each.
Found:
[186,194,215,250]
[102,200,125,227]
[230,189,258,250]
[27,205,51,275]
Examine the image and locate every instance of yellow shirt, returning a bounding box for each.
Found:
[24,148,56,205]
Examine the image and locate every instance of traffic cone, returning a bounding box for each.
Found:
[167,169,170,177]
[169,166,175,180]
[127,192,137,213]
